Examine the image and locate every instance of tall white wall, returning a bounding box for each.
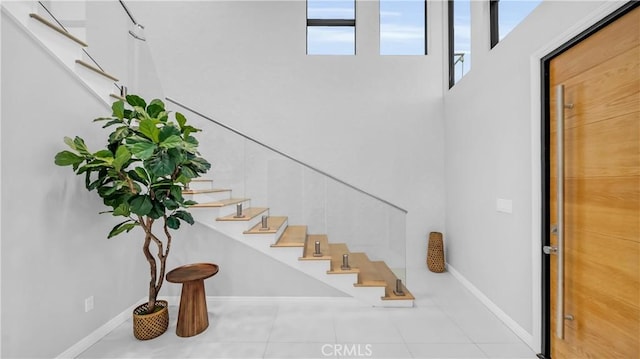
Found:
[1,12,147,358]
[128,0,448,271]
[0,8,342,357]
[443,0,626,345]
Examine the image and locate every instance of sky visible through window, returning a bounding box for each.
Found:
[307,0,355,55]
[307,0,542,58]
[453,0,542,84]
[380,0,425,55]
[499,0,542,41]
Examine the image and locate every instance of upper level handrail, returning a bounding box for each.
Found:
[118,0,143,29]
[165,97,408,214]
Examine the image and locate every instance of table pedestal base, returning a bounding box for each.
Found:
[176,279,209,337]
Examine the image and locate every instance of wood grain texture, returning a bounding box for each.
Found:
[549,6,639,359]
[271,225,307,247]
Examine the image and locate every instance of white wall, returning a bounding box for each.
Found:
[0,8,342,357]
[1,12,147,358]
[128,0,448,271]
[443,0,626,344]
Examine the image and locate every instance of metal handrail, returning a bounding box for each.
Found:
[118,0,144,29]
[165,97,408,214]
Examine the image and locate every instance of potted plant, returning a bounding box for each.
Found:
[54,95,211,340]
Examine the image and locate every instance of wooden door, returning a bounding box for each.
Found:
[548,6,639,359]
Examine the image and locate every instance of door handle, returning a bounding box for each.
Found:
[555,84,567,340]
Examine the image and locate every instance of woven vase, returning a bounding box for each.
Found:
[132,300,169,340]
[427,232,446,273]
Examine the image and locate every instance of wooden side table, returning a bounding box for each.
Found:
[166,263,219,337]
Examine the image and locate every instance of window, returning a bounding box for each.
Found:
[490,0,542,48]
[380,0,426,55]
[307,0,356,55]
[448,0,471,87]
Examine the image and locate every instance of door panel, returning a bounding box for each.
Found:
[548,6,639,359]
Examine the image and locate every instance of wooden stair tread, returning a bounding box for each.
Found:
[373,261,415,300]
[190,198,247,208]
[75,60,119,82]
[327,243,359,274]
[272,226,307,247]
[300,234,331,260]
[29,13,88,47]
[244,216,287,234]
[351,253,386,287]
[183,188,230,195]
[217,207,268,221]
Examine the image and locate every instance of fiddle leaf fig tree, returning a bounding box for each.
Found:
[55,95,211,314]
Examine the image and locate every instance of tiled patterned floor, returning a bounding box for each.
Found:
[78,269,536,358]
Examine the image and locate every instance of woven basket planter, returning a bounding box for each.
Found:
[132,300,169,340]
[427,232,446,273]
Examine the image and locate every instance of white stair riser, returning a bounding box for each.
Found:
[243,219,288,243]
[187,180,213,191]
[185,190,231,203]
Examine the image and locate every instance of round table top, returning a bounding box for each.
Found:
[166,263,219,283]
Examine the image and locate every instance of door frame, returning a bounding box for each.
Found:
[537,2,639,358]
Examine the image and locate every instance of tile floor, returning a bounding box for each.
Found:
[78,270,537,359]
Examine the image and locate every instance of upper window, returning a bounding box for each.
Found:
[380,0,427,55]
[448,0,471,87]
[490,0,542,48]
[307,0,356,55]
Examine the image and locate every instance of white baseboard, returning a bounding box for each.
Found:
[55,297,145,359]
[447,264,535,349]
[56,295,356,357]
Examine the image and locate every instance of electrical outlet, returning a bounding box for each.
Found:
[85,296,94,312]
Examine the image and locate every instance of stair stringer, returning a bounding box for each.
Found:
[1,1,117,105]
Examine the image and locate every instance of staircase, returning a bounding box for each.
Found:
[2,1,124,104]
[2,1,414,307]
[184,179,414,307]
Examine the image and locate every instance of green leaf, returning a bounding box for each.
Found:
[55,151,84,167]
[138,119,160,143]
[148,200,165,219]
[175,112,187,130]
[113,145,131,172]
[112,203,130,216]
[112,101,125,119]
[173,210,194,225]
[63,136,76,150]
[146,103,163,119]
[134,167,150,183]
[149,99,165,110]
[93,149,114,160]
[145,150,176,178]
[159,124,181,142]
[126,140,156,160]
[183,200,197,206]
[159,135,182,149]
[164,198,179,210]
[126,95,147,109]
[108,220,137,239]
[73,137,91,156]
[109,126,130,144]
[102,119,124,129]
[127,168,148,186]
[166,215,180,229]
[129,195,153,216]
[93,117,114,122]
[170,185,184,203]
